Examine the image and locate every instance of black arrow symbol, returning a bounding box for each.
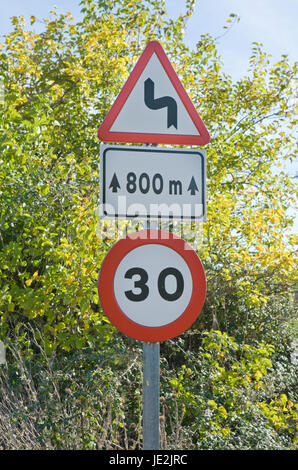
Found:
[109,173,121,193]
[144,77,177,129]
[187,176,199,195]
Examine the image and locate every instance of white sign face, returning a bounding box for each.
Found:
[114,244,193,327]
[97,229,207,342]
[110,53,199,137]
[100,144,206,220]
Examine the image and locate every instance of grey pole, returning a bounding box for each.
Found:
[143,341,160,450]
[142,217,160,450]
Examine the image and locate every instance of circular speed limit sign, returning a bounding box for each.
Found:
[98,230,206,342]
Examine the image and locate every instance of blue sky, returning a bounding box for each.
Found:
[168,0,298,80]
[1,0,297,82]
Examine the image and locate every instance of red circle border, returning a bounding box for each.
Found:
[98,230,206,342]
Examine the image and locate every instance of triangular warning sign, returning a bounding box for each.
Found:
[98,41,210,146]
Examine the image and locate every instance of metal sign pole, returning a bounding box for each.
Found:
[142,341,160,450]
[142,217,160,450]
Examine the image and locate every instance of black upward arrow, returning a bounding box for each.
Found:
[109,173,121,193]
[187,176,199,195]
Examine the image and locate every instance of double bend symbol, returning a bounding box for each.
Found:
[144,78,177,129]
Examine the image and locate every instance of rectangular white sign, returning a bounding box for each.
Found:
[100,144,206,221]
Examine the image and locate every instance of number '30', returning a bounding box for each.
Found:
[124,267,184,302]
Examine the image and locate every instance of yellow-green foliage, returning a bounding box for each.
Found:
[0,1,297,351]
[168,330,297,449]
[0,1,297,451]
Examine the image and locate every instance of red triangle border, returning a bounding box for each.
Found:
[98,41,210,146]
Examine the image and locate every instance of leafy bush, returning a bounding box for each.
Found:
[0,335,144,450]
[0,0,297,450]
[162,330,297,450]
